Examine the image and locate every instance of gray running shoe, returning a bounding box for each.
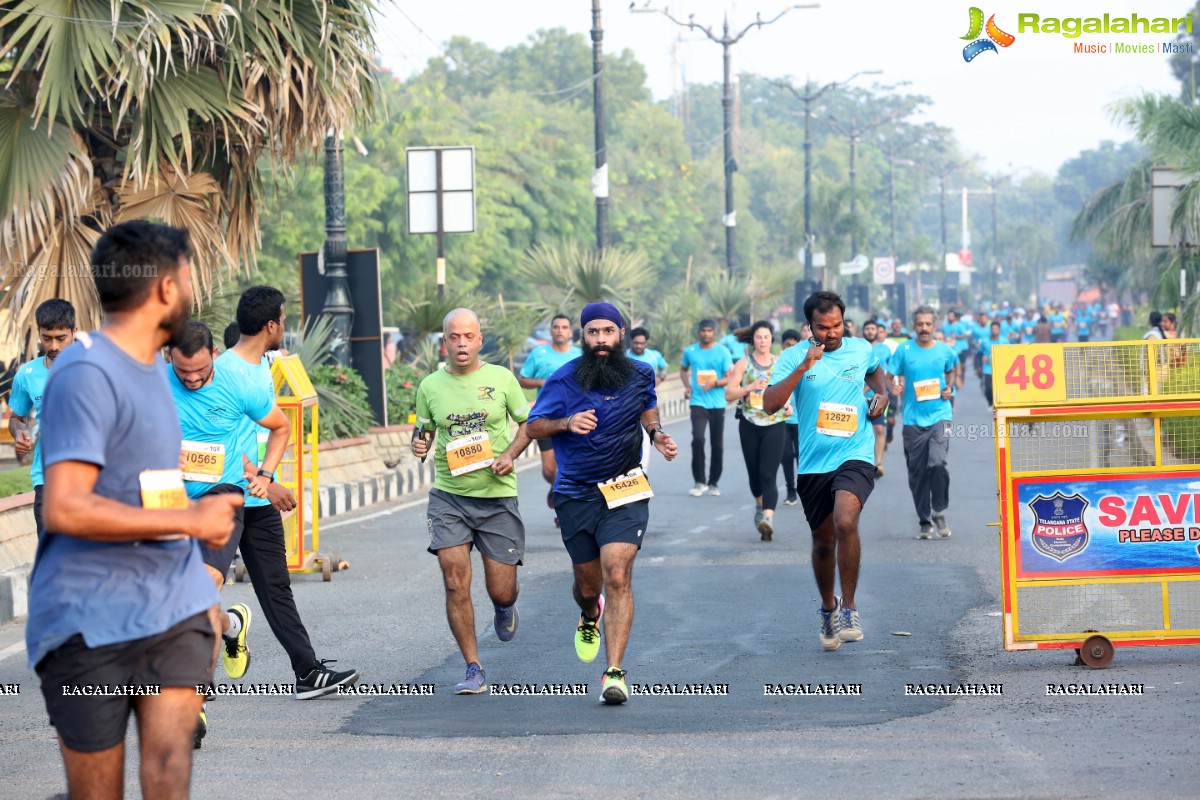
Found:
[918,522,934,540]
[840,605,863,641]
[933,514,952,538]
[819,598,843,651]
[454,662,488,695]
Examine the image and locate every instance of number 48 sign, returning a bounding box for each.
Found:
[991,344,1067,406]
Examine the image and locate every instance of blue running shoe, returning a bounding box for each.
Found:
[819,597,843,651]
[454,662,488,695]
[494,604,519,642]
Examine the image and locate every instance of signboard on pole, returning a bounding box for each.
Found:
[407,147,475,234]
[838,254,869,276]
[872,256,895,285]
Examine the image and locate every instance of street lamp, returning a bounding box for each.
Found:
[322,129,353,366]
[590,0,609,251]
[772,70,880,284]
[634,3,819,277]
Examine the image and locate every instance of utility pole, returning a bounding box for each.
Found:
[773,70,879,284]
[825,103,896,260]
[634,3,818,277]
[590,0,609,251]
[322,130,353,366]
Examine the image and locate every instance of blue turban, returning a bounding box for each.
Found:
[580,302,625,329]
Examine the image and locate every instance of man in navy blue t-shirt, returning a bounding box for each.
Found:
[28,221,240,799]
[528,302,678,705]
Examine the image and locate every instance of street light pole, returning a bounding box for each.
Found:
[773,69,880,284]
[634,3,818,277]
[590,0,609,251]
[322,130,353,366]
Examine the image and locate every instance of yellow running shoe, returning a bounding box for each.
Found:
[574,595,604,663]
[222,604,252,679]
[600,667,628,705]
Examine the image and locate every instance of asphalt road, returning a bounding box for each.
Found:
[2,367,1199,799]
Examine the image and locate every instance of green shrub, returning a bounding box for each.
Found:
[307,364,375,440]
[386,363,426,424]
[1159,359,1200,462]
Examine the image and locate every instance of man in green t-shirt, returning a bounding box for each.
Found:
[412,308,531,695]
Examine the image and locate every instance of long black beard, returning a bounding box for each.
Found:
[576,340,635,392]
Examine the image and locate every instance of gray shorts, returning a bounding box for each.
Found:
[426,488,525,566]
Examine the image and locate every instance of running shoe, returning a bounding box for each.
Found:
[754,509,765,527]
[784,490,799,506]
[819,598,843,651]
[454,662,488,695]
[688,483,709,497]
[295,659,360,699]
[222,604,252,679]
[757,514,774,542]
[575,595,605,663]
[933,513,952,538]
[840,604,863,642]
[708,485,721,497]
[494,604,519,642]
[600,667,629,705]
[918,522,934,540]
[193,705,207,750]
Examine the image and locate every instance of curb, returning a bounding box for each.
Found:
[0,565,31,624]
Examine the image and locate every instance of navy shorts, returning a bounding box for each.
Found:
[555,493,648,564]
[796,460,876,530]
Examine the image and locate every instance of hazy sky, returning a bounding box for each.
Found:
[373,0,1191,177]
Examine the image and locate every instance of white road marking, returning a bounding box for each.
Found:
[0,640,26,663]
[688,525,710,534]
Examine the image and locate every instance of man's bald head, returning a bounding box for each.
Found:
[443,307,480,334]
[443,308,483,374]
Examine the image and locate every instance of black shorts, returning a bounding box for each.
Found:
[957,350,969,366]
[536,437,555,453]
[33,483,45,540]
[199,483,246,577]
[555,493,648,564]
[796,460,876,530]
[36,610,215,752]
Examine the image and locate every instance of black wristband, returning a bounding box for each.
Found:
[256,469,274,483]
[649,428,665,442]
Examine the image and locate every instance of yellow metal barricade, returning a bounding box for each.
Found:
[994,339,1200,667]
[271,355,339,581]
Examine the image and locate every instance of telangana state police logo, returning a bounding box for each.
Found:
[1028,492,1089,562]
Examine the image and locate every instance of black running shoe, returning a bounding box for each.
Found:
[295,659,359,700]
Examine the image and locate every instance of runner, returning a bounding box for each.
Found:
[27,220,239,798]
[1048,305,1067,343]
[519,314,581,522]
[726,321,792,540]
[980,320,1003,407]
[778,329,802,506]
[8,298,76,539]
[224,286,360,701]
[627,327,668,385]
[889,306,958,539]
[861,320,892,478]
[526,301,678,704]
[680,319,733,496]
[763,291,888,651]
[413,308,531,695]
[720,323,747,360]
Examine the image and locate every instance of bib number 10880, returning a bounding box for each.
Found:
[1004,354,1055,390]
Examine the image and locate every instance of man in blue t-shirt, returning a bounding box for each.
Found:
[222,286,360,703]
[889,307,959,540]
[28,221,240,797]
[680,319,733,496]
[519,314,582,520]
[528,302,678,705]
[8,298,76,539]
[979,321,1003,407]
[720,327,747,360]
[1048,307,1067,343]
[627,326,668,385]
[166,320,289,695]
[764,292,888,652]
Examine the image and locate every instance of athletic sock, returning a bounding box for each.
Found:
[224,609,242,639]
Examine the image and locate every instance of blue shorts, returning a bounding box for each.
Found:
[554,493,648,564]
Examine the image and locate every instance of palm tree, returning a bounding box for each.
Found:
[699,269,749,333]
[0,0,377,345]
[483,296,541,371]
[517,240,655,324]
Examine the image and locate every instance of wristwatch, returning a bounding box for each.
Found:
[256,469,274,483]
[649,428,665,442]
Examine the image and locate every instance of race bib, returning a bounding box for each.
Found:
[816,402,858,438]
[445,431,495,476]
[914,378,942,402]
[181,440,225,483]
[597,467,654,509]
[747,390,763,409]
[139,469,188,510]
[697,369,718,387]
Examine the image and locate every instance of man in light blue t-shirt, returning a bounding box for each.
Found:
[764,292,888,652]
[680,319,733,496]
[8,298,76,539]
[627,326,668,385]
[889,307,959,540]
[979,321,1003,407]
[519,314,582,520]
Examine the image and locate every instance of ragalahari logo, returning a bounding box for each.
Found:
[962,7,1016,61]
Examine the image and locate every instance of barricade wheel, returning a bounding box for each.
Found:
[1078,635,1114,669]
[321,555,332,582]
[234,561,246,583]
[332,550,342,573]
